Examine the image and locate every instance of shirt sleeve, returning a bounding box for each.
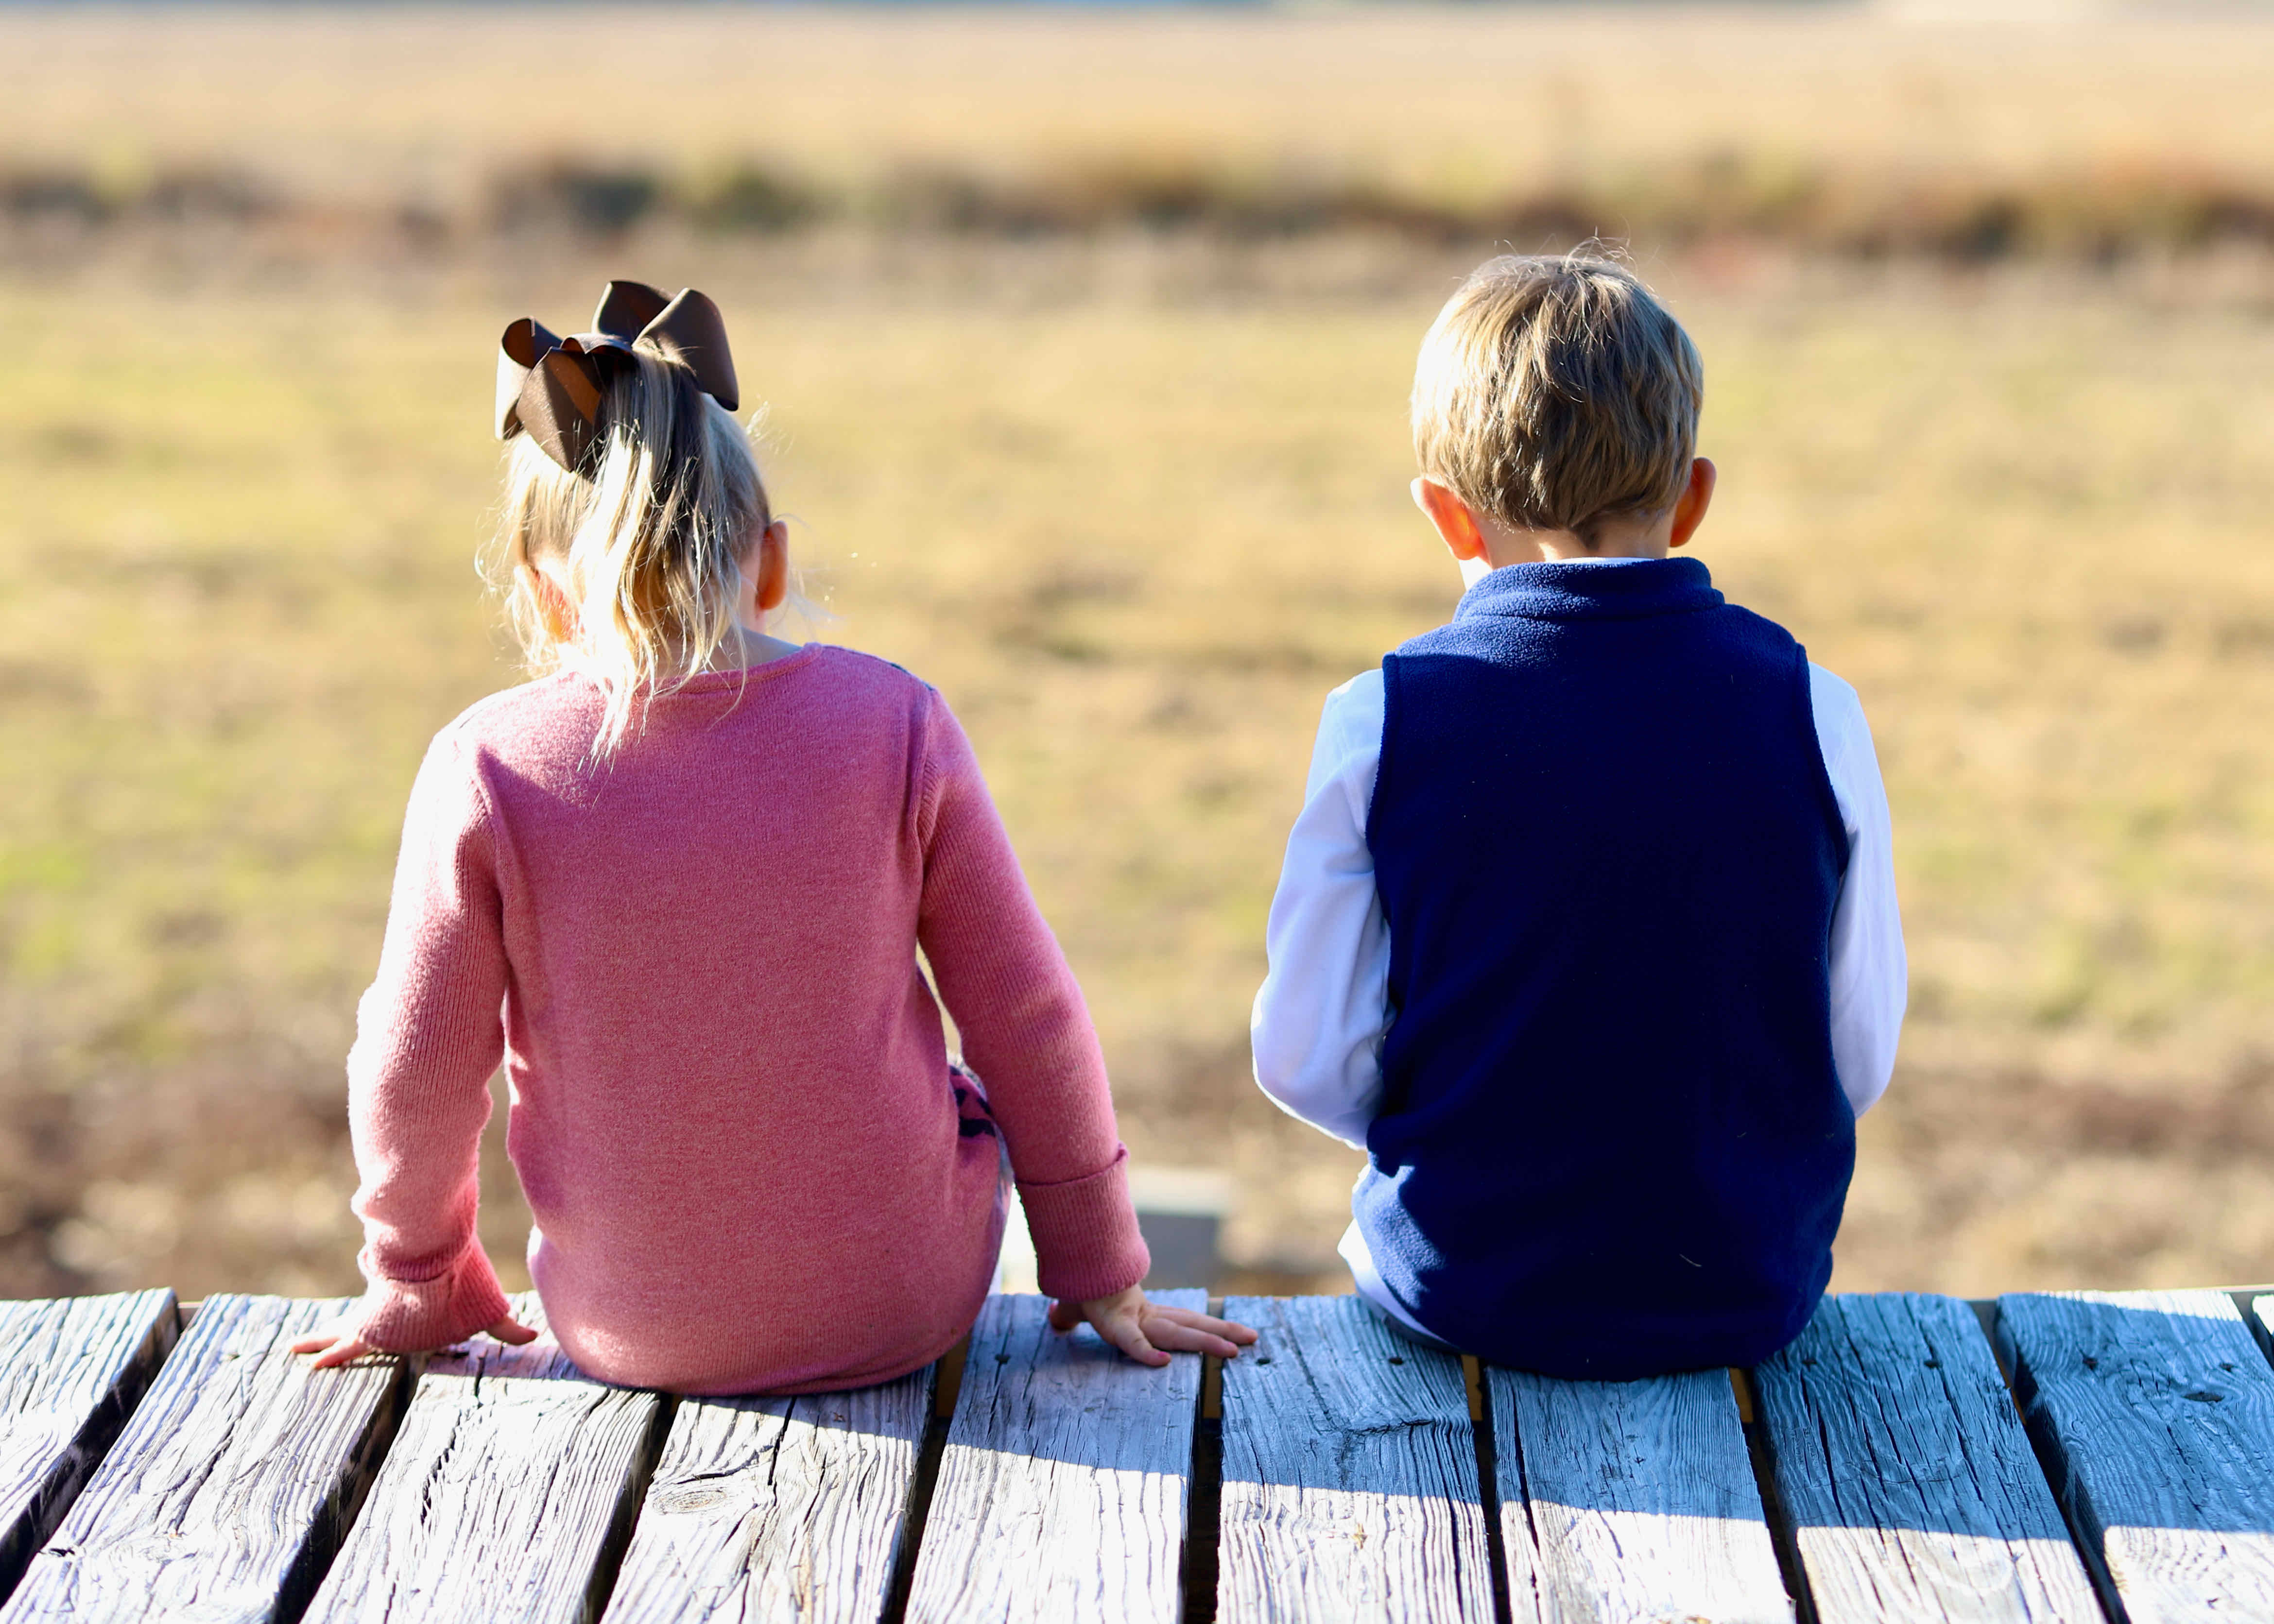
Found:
[339,726,514,1352]
[1250,670,1392,1149]
[914,693,1150,1304]
[1809,663,1908,1117]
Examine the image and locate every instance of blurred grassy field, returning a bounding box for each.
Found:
[10,3,2274,200]
[3,5,2273,1305]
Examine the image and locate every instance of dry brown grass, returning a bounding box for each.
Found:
[3,5,2272,1309]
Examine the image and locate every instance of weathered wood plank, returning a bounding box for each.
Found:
[0,1294,404,1624]
[0,1290,179,1605]
[1491,1358,1790,1624]
[1216,1295,1493,1624]
[905,1291,1205,1624]
[303,1294,663,1624]
[1998,1287,2274,1624]
[1756,1292,2099,1623]
[601,1365,935,1624]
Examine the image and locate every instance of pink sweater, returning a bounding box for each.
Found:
[344,645,1149,1394]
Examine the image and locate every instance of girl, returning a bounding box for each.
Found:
[294,282,1253,1392]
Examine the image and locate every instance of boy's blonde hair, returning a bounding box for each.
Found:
[492,347,773,757]
[1412,253,1703,547]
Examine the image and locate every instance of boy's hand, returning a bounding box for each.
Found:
[292,1313,539,1369]
[1048,1286,1258,1367]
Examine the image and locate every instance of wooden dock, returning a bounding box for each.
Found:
[3,1285,2274,1622]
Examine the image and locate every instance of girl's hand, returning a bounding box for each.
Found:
[1047,1286,1259,1368]
[292,1314,539,1370]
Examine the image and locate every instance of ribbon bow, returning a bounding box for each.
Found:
[495,280,741,470]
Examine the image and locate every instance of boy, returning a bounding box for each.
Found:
[1252,254,1905,1379]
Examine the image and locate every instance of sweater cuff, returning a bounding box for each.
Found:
[1018,1146,1151,1304]
[349,1245,514,1353]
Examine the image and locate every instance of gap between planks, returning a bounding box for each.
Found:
[1181,1302,1228,1624]
[877,1333,967,1624]
[1463,1356,1516,1624]
[1733,1367,1822,1624]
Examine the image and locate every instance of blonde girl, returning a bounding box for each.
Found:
[294,282,1252,1390]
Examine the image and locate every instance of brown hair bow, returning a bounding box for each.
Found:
[495,280,741,470]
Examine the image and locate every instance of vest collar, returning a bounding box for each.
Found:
[1451,555,1723,623]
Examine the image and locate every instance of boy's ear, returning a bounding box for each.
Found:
[1413,477,1489,563]
[1668,458,1717,551]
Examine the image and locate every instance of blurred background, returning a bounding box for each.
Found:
[1,0,2269,1305]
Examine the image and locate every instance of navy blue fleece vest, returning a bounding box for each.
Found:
[1356,558,1853,1379]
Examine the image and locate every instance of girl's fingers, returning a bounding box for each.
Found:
[1140,1317,1245,1359]
[1047,1292,1256,1364]
[1151,1306,1259,1345]
[1098,1313,1170,1368]
[307,1336,375,1369]
[297,1317,537,1367]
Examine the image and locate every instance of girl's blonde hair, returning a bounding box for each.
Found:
[490,346,774,757]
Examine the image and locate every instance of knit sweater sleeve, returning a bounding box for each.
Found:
[913,694,1150,1304]
[338,725,514,1351]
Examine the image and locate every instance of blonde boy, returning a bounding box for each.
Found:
[1252,255,1906,1377]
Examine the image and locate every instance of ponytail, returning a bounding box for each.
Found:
[492,348,773,758]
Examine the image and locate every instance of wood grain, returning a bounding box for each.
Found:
[904,1291,1204,1624]
[1755,1292,2099,1623]
[0,1294,405,1624]
[600,1365,934,1624]
[302,1294,664,1624]
[0,1290,178,1605]
[1216,1295,1493,1624]
[1998,1287,2274,1624]
[1491,1358,1790,1624]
